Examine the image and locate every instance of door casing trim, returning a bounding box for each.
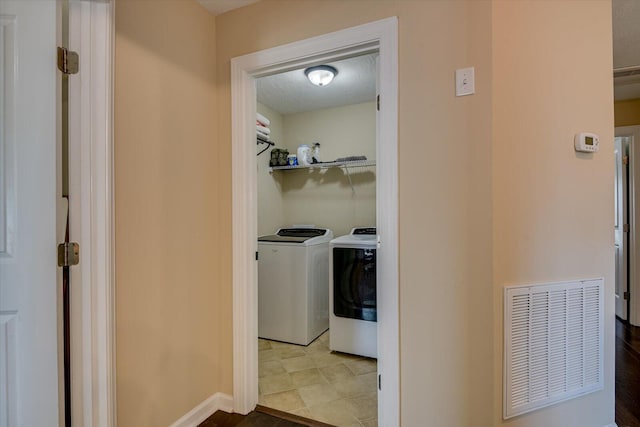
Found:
[67,1,116,426]
[231,17,400,426]
[617,125,640,327]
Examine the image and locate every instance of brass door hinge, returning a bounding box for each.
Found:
[624,223,630,233]
[624,155,629,165]
[57,47,79,75]
[624,291,629,300]
[58,242,79,267]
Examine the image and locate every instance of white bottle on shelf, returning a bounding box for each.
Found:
[297,144,312,166]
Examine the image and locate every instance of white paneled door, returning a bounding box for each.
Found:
[0,1,60,426]
[614,136,629,321]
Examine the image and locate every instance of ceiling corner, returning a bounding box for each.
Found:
[197,0,260,16]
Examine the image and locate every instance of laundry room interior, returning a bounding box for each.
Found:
[255,53,381,426]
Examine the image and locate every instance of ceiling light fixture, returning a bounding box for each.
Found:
[304,65,338,87]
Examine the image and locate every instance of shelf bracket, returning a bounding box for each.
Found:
[344,165,355,195]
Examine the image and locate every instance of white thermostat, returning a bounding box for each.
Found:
[574,132,599,153]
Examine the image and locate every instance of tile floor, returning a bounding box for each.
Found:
[258,331,378,427]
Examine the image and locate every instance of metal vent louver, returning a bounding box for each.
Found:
[504,279,603,419]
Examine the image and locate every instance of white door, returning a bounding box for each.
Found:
[0,1,60,426]
[614,136,629,320]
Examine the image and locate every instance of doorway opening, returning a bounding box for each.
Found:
[614,125,640,326]
[231,17,398,427]
[614,126,640,427]
[255,53,378,426]
[614,133,631,322]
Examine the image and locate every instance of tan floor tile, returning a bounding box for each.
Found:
[319,363,355,383]
[346,393,378,421]
[310,351,348,368]
[345,358,377,375]
[308,399,361,426]
[258,339,272,351]
[258,389,306,412]
[290,368,327,388]
[269,340,300,350]
[333,351,367,362]
[318,331,330,344]
[297,383,341,407]
[259,349,279,362]
[258,335,378,426]
[259,359,285,377]
[305,339,330,355]
[276,345,307,360]
[287,407,313,419]
[357,372,378,389]
[281,355,316,373]
[259,372,294,395]
[332,376,373,398]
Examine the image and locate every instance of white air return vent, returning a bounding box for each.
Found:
[504,278,603,419]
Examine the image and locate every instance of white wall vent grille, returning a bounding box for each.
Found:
[504,278,604,419]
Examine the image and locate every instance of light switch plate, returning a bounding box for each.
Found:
[456,67,475,96]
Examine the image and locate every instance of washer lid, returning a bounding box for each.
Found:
[351,227,376,235]
[258,228,329,243]
[331,227,377,247]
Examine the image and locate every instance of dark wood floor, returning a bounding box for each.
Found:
[203,323,640,427]
[199,405,333,427]
[616,317,640,427]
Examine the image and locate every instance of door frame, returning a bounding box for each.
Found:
[614,135,630,321]
[231,17,399,425]
[617,125,640,326]
[67,1,116,425]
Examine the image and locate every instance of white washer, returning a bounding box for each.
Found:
[330,227,377,358]
[258,227,333,345]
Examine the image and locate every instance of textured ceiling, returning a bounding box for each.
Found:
[613,0,640,100]
[257,54,377,115]
[613,0,640,69]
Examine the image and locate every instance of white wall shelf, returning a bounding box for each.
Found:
[269,159,376,194]
[269,159,376,172]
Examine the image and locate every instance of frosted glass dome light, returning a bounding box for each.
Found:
[305,65,338,87]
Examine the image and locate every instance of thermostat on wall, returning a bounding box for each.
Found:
[574,132,600,153]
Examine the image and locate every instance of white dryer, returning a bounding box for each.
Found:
[258,227,333,345]
[330,227,377,358]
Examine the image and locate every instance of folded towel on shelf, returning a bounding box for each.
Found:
[256,124,271,135]
[257,133,270,143]
[335,155,367,162]
[257,112,271,127]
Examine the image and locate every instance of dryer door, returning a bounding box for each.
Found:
[332,247,377,322]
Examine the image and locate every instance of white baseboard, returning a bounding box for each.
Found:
[169,392,234,427]
[604,423,618,427]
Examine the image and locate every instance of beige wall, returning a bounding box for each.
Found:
[112,0,614,425]
[257,102,284,236]
[219,0,614,426]
[281,102,376,237]
[258,100,376,238]
[114,1,228,426]
[258,101,376,237]
[217,1,494,425]
[615,98,640,127]
[492,1,614,426]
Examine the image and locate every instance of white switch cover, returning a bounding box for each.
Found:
[456,67,475,96]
